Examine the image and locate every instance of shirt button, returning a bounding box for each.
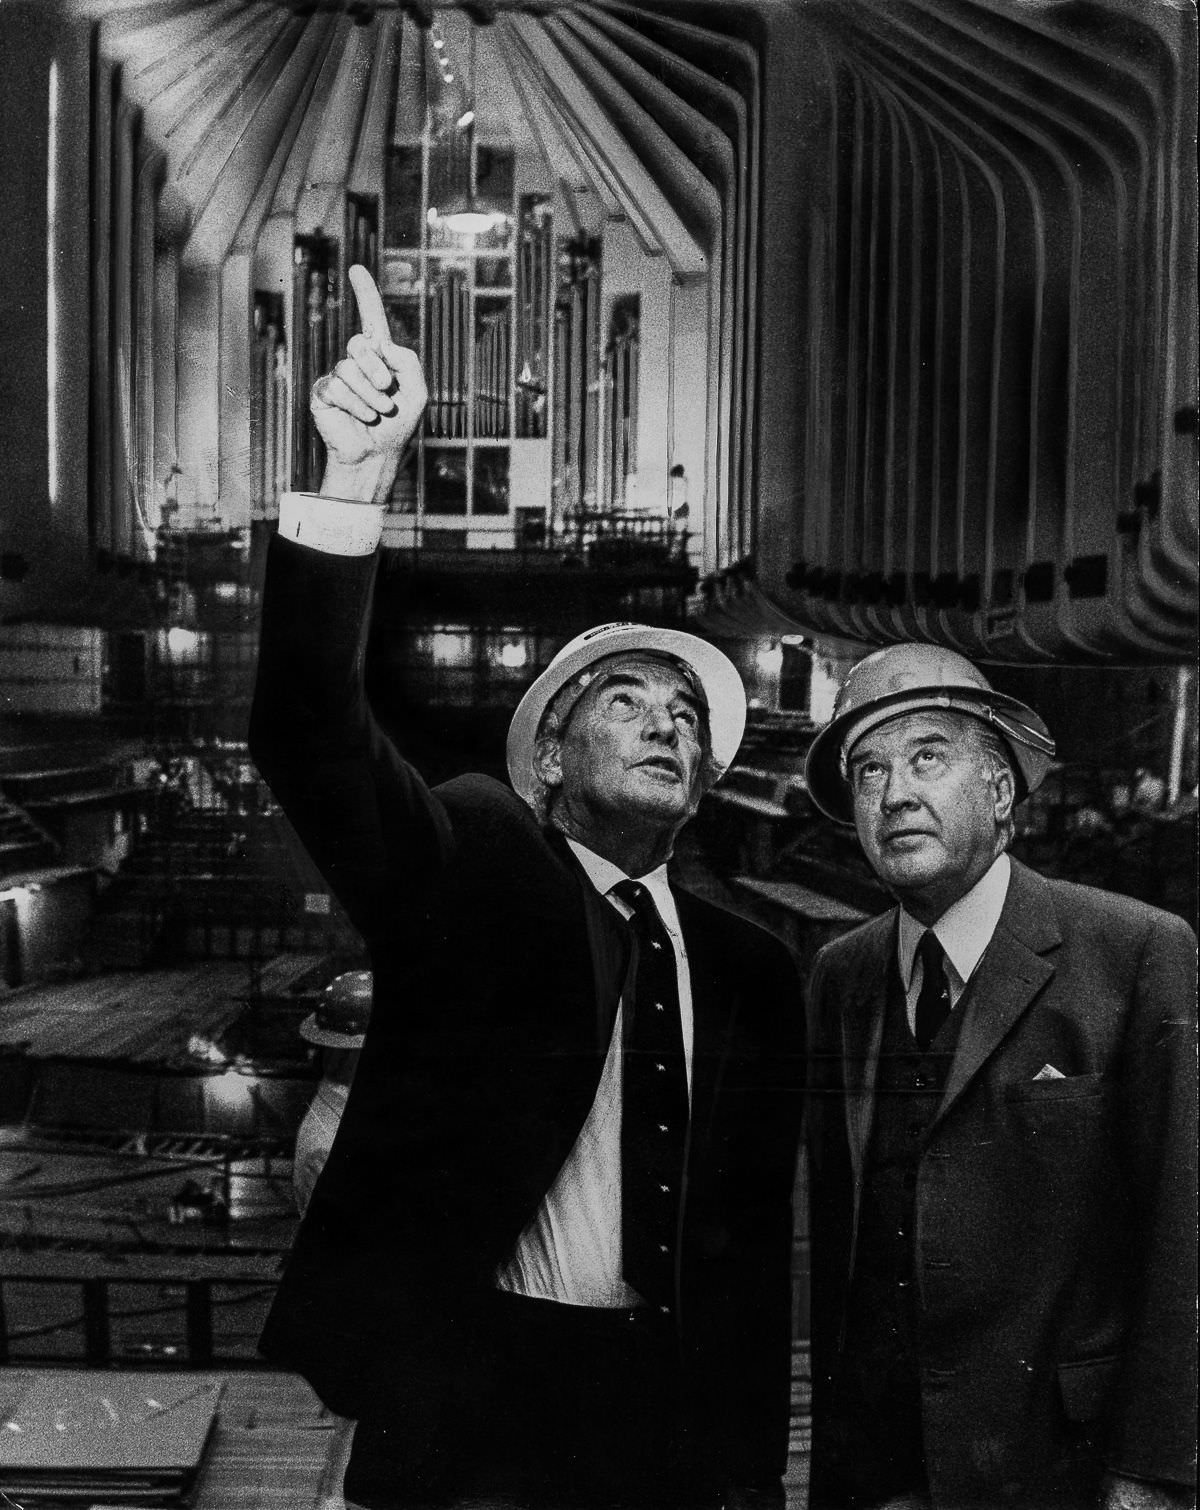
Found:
[658,1123,669,1133]
[659,1183,670,1194]
[651,941,663,951]
[913,1075,927,1089]
[654,1002,665,1012]
[658,1243,669,1254]
[659,1304,671,1315]
[655,1062,666,1073]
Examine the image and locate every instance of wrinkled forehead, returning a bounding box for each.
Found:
[843,706,981,768]
[542,650,707,734]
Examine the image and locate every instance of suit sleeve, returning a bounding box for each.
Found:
[721,934,806,1505]
[248,534,454,947]
[1106,908,1198,1488]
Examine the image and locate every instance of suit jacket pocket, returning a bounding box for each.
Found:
[1004,1071,1106,1104]
[1057,1355,1119,1422]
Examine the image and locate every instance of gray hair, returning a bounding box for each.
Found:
[964,719,1017,849]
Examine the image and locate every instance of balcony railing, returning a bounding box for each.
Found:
[384,509,692,575]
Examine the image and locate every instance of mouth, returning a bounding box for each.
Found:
[634,757,682,783]
[879,828,934,846]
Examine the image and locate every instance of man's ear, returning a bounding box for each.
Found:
[534,736,563,789]
[993,764,1016,825]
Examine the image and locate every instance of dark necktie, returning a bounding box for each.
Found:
[612,879,689,1314]
[914,930,951,1049]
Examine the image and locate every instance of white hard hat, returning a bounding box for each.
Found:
[805,643,1055,824]
[299,970,373,1049]
[506,622,747,811]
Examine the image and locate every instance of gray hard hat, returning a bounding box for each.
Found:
[805,643,1055,824]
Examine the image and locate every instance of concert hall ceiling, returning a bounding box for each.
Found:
[2,0,1196,663]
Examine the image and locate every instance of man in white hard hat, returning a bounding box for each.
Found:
[802,645,1197,1510]
[294,973,371,1510]
[294,970,372,1216]
[249,267,804,1510]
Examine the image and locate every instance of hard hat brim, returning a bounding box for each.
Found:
[805,685,1055,824]
[299,1013,366,1049]
[506,624,747,811]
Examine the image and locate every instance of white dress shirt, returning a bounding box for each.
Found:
[277,491,386,555]
[896,852,1011,1034]
[495,838,694,1308]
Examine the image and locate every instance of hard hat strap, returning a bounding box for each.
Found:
[986,707,1056,756]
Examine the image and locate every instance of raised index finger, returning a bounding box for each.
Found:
[348,264,389,348]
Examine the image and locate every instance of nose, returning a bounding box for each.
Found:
[642,702,679,744]
[880,765,920,812]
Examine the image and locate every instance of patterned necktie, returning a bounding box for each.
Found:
[914,929,951,1049]
[612,879,689,1314]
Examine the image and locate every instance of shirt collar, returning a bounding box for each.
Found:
[316,1079,351,1111]
[563,837,675,929]
[897,852,1011,991]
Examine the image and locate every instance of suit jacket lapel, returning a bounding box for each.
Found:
[542,825,630,1054]
[932,860,1061,1131]
[838,912,894,1188]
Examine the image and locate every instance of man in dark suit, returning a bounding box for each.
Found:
[250,266,804,1510]
[802,644,1197,1510]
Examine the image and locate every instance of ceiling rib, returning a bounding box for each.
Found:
[509,13,705,277]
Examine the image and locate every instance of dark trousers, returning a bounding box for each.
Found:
[809,1274,928,1510]
[344,1290,720,1510]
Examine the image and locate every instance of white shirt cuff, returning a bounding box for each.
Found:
[277,492,386,556]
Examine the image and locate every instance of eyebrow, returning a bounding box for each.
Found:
[596,671,704,716]
[849,728,952,768]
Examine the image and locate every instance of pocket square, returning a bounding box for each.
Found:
[1032,1063,1066,1081]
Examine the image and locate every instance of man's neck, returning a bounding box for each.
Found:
[894,848,1008,927]
[550,812,676,878]
[893,845,1014,924]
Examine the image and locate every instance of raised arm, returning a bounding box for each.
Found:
[249,266,451,944]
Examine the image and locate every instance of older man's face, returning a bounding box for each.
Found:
[552,655,708,838]
[847,710,1011,920]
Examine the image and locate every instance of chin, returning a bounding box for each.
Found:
[632,791,689,823]
[624,771,691,810]
[874,852,943,894]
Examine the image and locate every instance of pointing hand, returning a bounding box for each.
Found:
[311,264,428,503]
